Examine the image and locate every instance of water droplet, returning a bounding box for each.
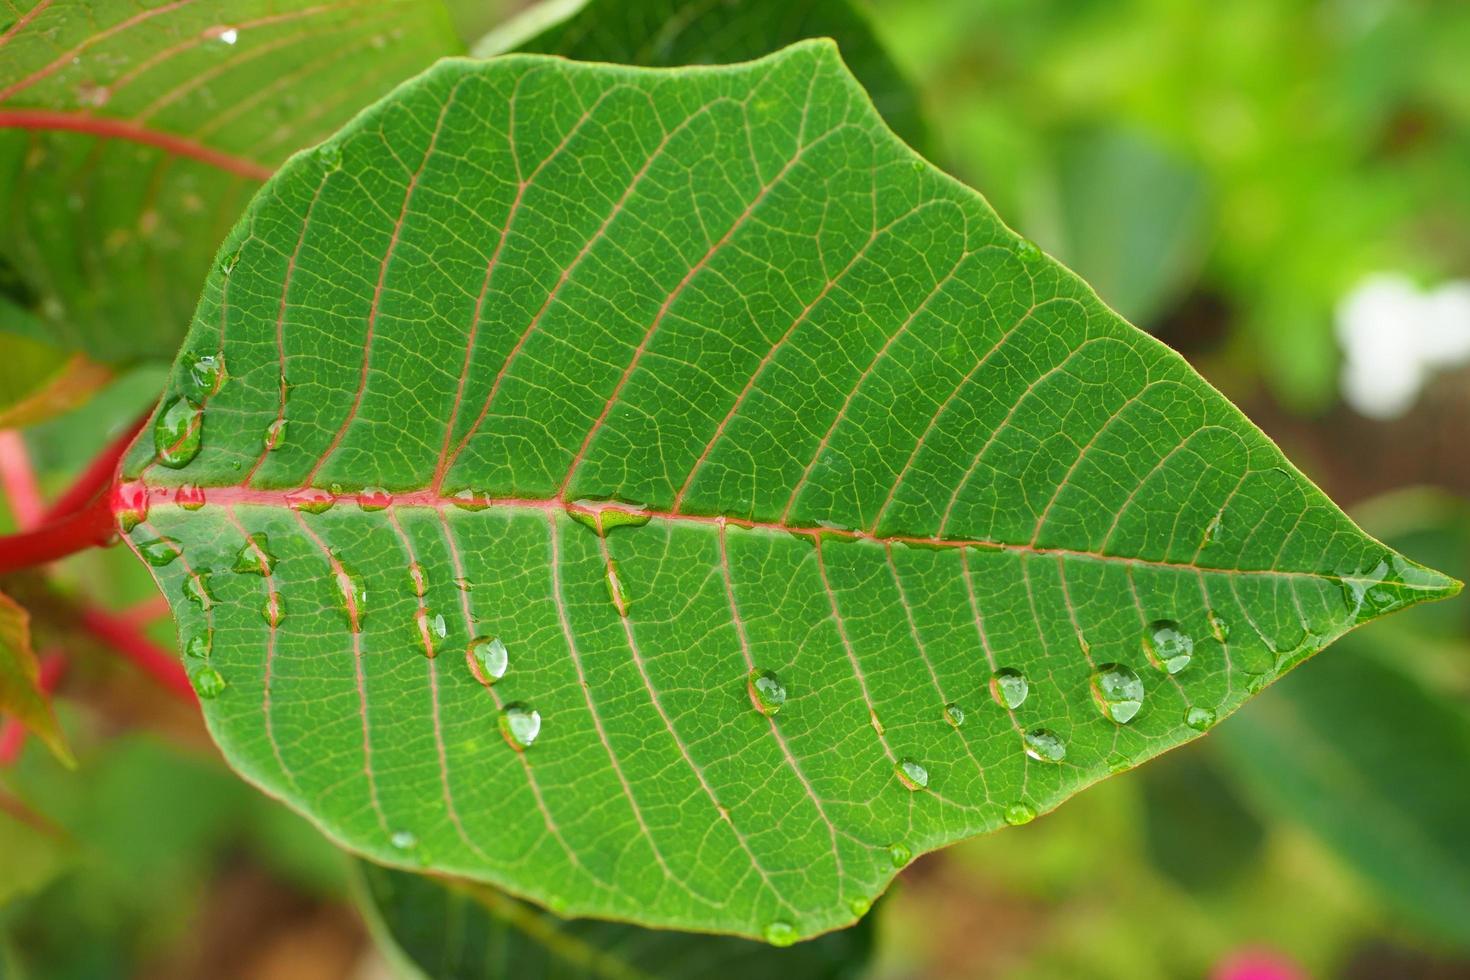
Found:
[264,418,287,451]
[570,503,652,535]
[415,609,447,657]
[333,561,366,629]
[1022,728,1066,763]
[358,487,392,511]
[232,533,276,575]
[895,758,929,791]
[1208,610,1230,642]
[989,667,1029,709]
[1185,706,1217,731]
[182,570,213,610]
[943,702,965,727]
[220,248,241,275]
[1246,673,1269,695]
[217,27,238,44]
[153,397,202,468]
[604,559,628,615]
[1014,238,1042,263]
[190,664,227,699]
[114,480,150,532]
[184,631,211,660]
[1143,620,1193,674]
[467,636,508,685]
[184,351,224,399]
[869,709,886,736]
[390,830,417,851]
[747,668,786,716]
[451,489,487,511]
[1201,512,1223,548]
[408,562,428,598]
[138,536,182,566]
[1003,802,1036,826]
[1090,663,1145,724]
[499,702,541,750]
[764,921,797,947]
[848,897,871,918]
[77,82,110,107]
[174,483,206,510]
[888,842,911,867]
[285,487,336,514]
[1107,753,1131,774]
[261,593,284,628]
[318,142,343,170]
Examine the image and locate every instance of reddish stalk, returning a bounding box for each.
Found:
[0,429,44,529]
[77,607,194,704]
[0,651,68,765]
[42,409,150,523]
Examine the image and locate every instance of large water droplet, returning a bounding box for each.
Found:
[358,487,393,511]
[182,570,213,610]
[138,536,182,566]
[190,664,227,699]
[184,631,211,661]
[114,480,150,532]
[888,843,911,867]
[1143,620,1193,674]
[153,397,202,468]
[1022,728,1066,763]
[1090,663,1145,724]
[989,667,1029,709]
[895,758,929,791]
[1003,802,1036,826]
[1185,706,1217,731]
[233,533,276,575]
[944,702,965,727]
[499,702,541,750]
[747,668,786,716]
[764,921,797,947]
[184,350,224,399]
[467,636,508,686]
[451,489,488,511]
[174,483,206,510]
[286,487,336,514]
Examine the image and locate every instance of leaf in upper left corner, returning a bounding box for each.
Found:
[0,590,70,765]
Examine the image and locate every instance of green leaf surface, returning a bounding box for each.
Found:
[358,861,873,977]
[116,43,1458,941]
[477,0,930,152]
[0,0,459,364]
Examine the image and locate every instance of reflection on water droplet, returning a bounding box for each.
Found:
[115,480,150,532]
[184,631,211,660]
[286,487,336,514]
[1185,706,1216,731]
[747,668,786,716]
[153,397,202,468]
[888,843,911,867]
[944,702,965,727]
[467,636,508,686]
[175,483,206,510]
[1004,802,1036,826]
[190,664,226,699]
[989,667,1029,709]
[183,570,213,610]
[1022,728,1066,763]
[1090,663,1145,724]
[138,536,182,566]
[764,921,797,947]
[499,702,541,749]
[185,351,224,398]
[264,418,286,452]
[1208,610,1230,642]
[358,487,392,511]
[895,758,929,791]
[390,830,417,851]
[261,594,284,628]
[233,533,275,575]
[451,489,488,511]
[1143,620,1193,674]
[848,897,871,918]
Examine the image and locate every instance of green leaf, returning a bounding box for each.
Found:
[116,43,1459,941]
[358,861,874,977]
[0,0,459,364]
[478,0,931,152]
[0,590,70,766]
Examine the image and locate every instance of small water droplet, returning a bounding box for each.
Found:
[848,897,871,918]
[174,483,206,510]
[261,593,284,628]
[451,489,488,511]
[747,668,786,716]
[943,702,965,727]
[182,570,213,610]
[1090,663,1145,724]
[153,397,202,468]
[318,142,343,170]
[264,418,287,451]
[77,82,110,107]
[220,248,241,275]
[190,664,227,699]
[358,487,392,511]
[888,842,911,867]
[764,921,797,947]
[467,636,508,686]
[1003,802,1036,826]
[233,533,276,575]
[1022,728,1066,763]
[604,559,628,615]
[1107,753,1131,773]
[869,708,885,736]
[1185,706,1217,731]
[1201,512,1223,548]
[895,757,929,791]
[333,561,366,629]
[1014,238,1042,263]
[286,487,336,514]
[184,351,224,399]
[454,576,474,593]
[184,631,211,660]
[114,480,150,532]
[390,830,417,851]
[1207,610,1230,642]
[408,562,428,597]
[415,609,447,657]
[1143,620,1193,674]
[138,536,182,566]
[1247,673,1269,694]
[499,702,541,750]
[989,667,1029,709]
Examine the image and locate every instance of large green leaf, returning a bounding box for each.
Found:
[478,0,930,152]
[114,42,1458,941]
[358,861,873,977]
[0,0,459,363]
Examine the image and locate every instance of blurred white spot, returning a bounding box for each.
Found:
[1336,273,1470,419]
[217,27,238,44]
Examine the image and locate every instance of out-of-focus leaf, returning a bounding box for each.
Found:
[0,0,460,364]
[0,334,111,429]
[1138,744,1264,892]
[358,861,875,979]
[475,0,932,152]
[0,590,69,765]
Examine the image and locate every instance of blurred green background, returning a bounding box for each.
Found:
[2,1,1468,977]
